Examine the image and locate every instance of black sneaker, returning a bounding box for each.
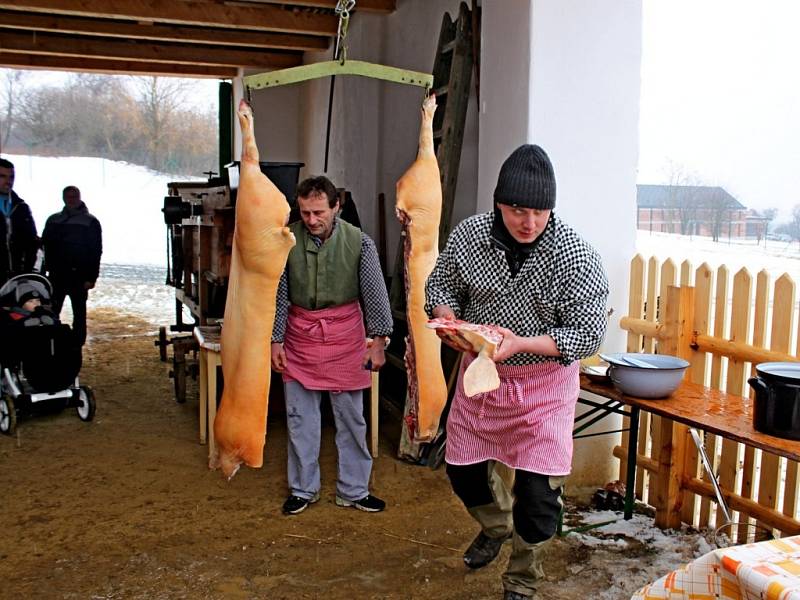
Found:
[335,494,386,512]
[463,531,512,569]
[282,492,320,515]
[503,592,531,600]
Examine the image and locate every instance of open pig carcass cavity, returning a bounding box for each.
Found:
[395,94,448,442]
[426,318,503,397]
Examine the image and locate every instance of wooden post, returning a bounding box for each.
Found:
[685,264,712,526]
[653,285,694,529]
[377,193,387,274]
[620,255,645,489]
[207,351,221,462]
[198,348,208,445]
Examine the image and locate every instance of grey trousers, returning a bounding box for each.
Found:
[284,380,372,502]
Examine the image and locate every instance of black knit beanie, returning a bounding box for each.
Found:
[493,144,556,209]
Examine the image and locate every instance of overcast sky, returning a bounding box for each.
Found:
[637,0,800,218]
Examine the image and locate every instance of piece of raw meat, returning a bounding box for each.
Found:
[426,318,503,397]
[210,99,295,479]
[395,94,448,441]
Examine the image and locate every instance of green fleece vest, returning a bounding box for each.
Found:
[287,219,361,310]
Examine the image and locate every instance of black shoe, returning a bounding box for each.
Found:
[503,592,531,600]
[463,531,512,569]
[282,492,320,515]
[335,494,386,512]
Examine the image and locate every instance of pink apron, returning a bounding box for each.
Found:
[445,357,580,475]
[282,300,371,391]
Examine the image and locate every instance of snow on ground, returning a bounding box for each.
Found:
[7,153,193,266]
[636,230,800,284]
[560,510,718,599]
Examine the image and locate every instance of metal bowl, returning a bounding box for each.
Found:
[581,364,610,383]
[599,353,689,399]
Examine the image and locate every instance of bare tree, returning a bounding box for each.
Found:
[131,76,190,172]
[761,207,778,237]
[0,69,29,153]
[784,205,800,247]
[707,188,731,242]
[663,161,700,235]
[8,72,216,175]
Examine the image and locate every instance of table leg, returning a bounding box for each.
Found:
[370,371,379,458]
[207,352,220,462]
[624,406,640,520]
[198,349,208,445]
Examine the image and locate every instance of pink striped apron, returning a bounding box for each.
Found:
[282,300,371,391]
[445,357,580,475]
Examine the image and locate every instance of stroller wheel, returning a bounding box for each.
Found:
[76,386,96,422]
[0,394,16,435]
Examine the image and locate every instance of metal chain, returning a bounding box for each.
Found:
[334,0,356,63]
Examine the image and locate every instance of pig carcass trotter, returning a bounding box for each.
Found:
[395,94,448,441]
[210,99,296,480]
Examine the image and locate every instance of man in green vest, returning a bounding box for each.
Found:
[271,175,393,515]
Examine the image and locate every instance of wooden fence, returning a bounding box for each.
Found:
[615,254,800,539]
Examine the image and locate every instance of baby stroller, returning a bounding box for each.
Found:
[0,273,96,435]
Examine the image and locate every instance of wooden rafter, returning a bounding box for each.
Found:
[0,10,330,52]
[0,51,238,78]
[0,0,339,35]
[0,29,303,68]
[239,0,396,13]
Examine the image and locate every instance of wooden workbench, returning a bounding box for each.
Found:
[579,375,800,532]
[580,375,800,463]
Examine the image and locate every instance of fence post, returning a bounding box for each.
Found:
[653,285,695,529]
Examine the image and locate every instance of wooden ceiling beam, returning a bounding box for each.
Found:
[0,10,330,52]
[0,29,303,68]
[0,0,338,35]
[0,51,239,78]
[236,0,396,13]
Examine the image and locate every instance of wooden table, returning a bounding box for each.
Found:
[578,375,800,525]
[194,325,221,461]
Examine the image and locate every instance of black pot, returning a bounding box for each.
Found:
[748,362,800,440]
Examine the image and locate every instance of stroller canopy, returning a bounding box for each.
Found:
[0,274,53,308]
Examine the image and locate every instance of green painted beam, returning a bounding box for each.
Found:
[244,60,433,90]
[218,81,233,175]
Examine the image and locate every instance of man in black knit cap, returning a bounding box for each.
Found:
[425,144,609,600]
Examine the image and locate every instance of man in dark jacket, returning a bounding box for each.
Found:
[42,185,102,346]
[0,157,39,285]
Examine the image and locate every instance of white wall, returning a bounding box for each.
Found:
[528,1,641,366]
[477,1,533,205]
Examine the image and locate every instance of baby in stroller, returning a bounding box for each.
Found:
[0,273,96,435]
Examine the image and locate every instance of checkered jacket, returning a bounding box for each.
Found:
[425,212,609,366]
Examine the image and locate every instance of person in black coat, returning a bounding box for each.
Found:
[0,157,39,285]
[42,186,102,346]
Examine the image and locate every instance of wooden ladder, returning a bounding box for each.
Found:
[386,1,477,461]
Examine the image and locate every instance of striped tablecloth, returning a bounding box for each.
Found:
[632,536,800,599]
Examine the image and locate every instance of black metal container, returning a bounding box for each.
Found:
[748,362,800,440]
